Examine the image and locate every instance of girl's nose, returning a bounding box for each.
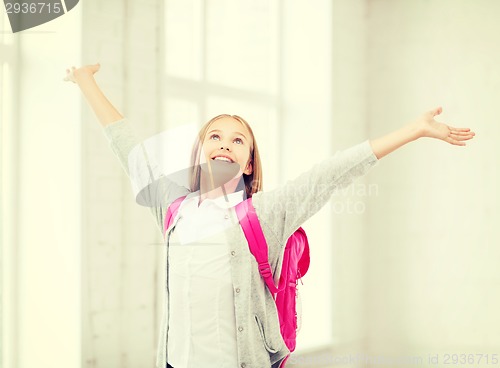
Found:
[220,145,230,151]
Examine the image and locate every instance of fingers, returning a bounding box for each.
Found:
[447,129,475,146]
[424,107,476,146]
[449,126,471,132]
[450,132,474,141]
[431,106,443,116]
[63,66,75,82]
[449,139,466,146]
[450,128,476,136]
[63,68,71,82]
[89,63,100,72]
[444,132,472,146]
[445,135,467,146]
[447,125,475,142]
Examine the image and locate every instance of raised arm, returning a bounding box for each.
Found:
[254,106,475,247]
[369,107,475,159]
[64,63,124,126]
[64,63,191,234]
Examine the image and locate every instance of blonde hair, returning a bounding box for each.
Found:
[189,114,263,198]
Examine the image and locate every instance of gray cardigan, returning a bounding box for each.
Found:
[102,119,379,368]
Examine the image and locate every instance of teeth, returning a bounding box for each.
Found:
[213,156,232,162]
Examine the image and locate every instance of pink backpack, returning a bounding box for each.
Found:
[164,195,310,366]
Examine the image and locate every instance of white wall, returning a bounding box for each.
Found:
[293,1,374,366]
[15,7,82,368]
[330,0,370,348]
[80,1,163,367]
[281,0,335,352]
[365,0,500,362]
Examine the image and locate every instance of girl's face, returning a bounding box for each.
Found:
[201,116,253,176]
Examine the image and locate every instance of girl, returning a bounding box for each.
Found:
[64,63,475,368]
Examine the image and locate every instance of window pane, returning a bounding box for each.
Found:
[164,0,203,80]
[206,96,279,189]
[163,97,200,130]
[206,0,279,94]
[160,98,200,173]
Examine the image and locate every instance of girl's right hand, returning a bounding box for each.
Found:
[63,63,100,83]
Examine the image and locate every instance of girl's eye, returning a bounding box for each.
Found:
[210,134,220,141]
[234,138,243,145]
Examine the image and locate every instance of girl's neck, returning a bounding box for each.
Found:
[198,175,243,206]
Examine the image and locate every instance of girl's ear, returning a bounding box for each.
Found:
[244,160,253,175]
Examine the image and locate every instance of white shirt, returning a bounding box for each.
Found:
[167,190,244,368]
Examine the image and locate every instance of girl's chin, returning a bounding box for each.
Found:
[199,160,242,184]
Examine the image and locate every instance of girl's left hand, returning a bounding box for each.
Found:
[63,63,101,84]
[418,107,475,146]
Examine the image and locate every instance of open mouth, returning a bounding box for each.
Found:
[211,156,234,163]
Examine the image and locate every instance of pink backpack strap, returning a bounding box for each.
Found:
[235,198,285,294]
[163,195,187,237]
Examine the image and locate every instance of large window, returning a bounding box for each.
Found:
[162,0,281,187]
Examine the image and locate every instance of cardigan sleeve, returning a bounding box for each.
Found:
[252,140,379,246]
[102,119,190,233]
